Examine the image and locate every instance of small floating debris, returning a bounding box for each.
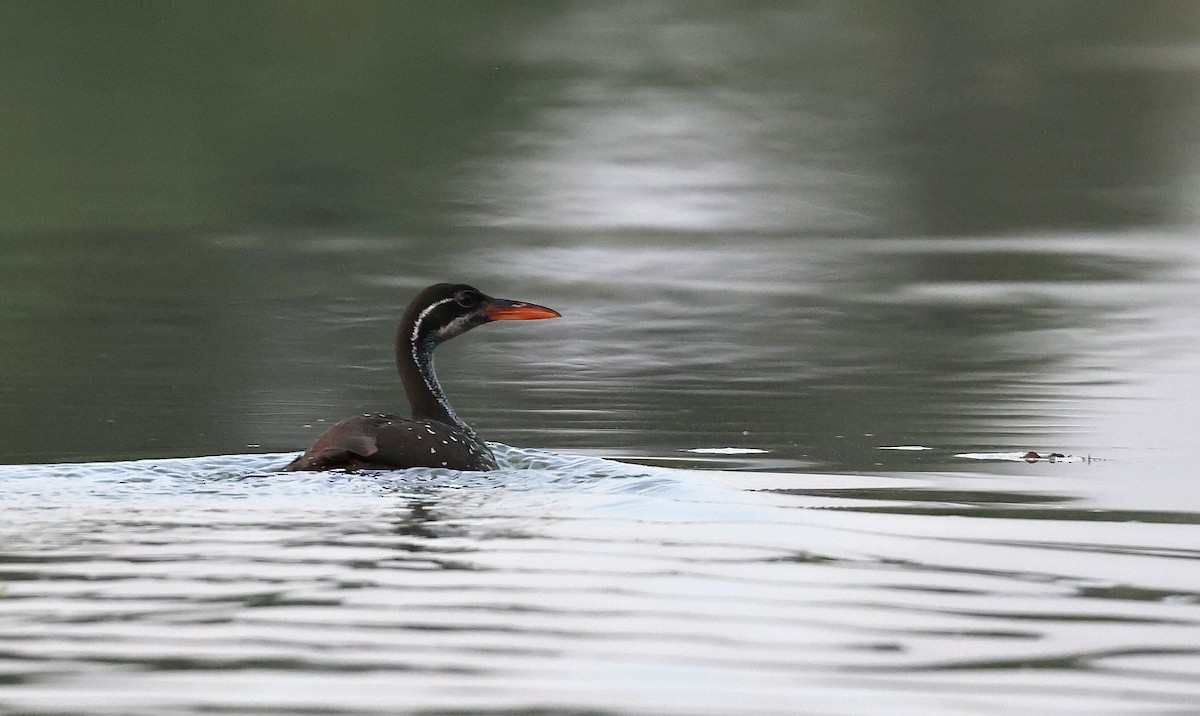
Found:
[1022,451,1065,461]
[957,451,1084,463]
[684,447,770,455]
[878,445,933,451]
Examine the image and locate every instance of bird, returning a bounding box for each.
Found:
[284,283,560,472]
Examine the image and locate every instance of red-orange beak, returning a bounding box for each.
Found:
[482,298,561,321]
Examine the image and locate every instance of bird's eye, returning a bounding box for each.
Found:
[455,292,479,308]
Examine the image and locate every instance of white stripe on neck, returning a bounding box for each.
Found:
[408,296,462,426]
[409,297,456,345]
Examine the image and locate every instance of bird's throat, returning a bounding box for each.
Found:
[397,332,473,437]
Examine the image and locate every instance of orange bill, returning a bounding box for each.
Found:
[483,298,561,321]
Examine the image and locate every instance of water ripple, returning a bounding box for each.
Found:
[1,447,1198,714]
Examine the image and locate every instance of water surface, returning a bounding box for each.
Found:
[2,435,1198,715]
[3,231,1200,715]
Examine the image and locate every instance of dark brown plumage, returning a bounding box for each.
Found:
[284,283,560,472]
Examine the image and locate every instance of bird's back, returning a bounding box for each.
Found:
[283,413,497,471]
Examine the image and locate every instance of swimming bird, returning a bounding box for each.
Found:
[284,283,560,472]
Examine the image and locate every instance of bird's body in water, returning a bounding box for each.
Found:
[284,283,560,472]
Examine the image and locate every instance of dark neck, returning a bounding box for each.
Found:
[395,325,469,432]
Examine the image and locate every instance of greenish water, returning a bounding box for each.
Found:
[2,2,1200,714]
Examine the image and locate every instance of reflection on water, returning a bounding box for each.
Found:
[4,232,1196,484]
[1,447,1198,715]
[5,2,1200,235]
[466,1,894,235]
[5,230,1198,712]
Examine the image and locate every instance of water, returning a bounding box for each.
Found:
[3,247,1199,716]
[2,440,1198,714]
[5,2,1200,714]
[2,230,1199,714]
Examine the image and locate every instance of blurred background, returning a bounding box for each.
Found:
[1,0,1198,473]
